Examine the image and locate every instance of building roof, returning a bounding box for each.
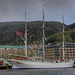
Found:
[0,45,32,49]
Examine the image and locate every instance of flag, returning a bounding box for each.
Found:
[16,31,23,36]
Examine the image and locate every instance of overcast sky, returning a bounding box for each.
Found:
[0,0,75,25]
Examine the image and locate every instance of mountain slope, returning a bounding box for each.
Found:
[0,21,64,45]
[46,28,75,43]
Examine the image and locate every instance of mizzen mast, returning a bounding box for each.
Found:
[62,16,65,60]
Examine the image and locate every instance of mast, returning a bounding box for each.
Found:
[25,8,27,57]
[62,16,64,60]
[42,9,45,61]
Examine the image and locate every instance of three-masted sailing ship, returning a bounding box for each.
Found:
[12,9,74,70]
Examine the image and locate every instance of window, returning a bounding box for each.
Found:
[67,57,69,59]
[5,48,7,50]
[67,54,69,56]
[73,54,75,56]
[61,54,62,56]
[3,48,4,50]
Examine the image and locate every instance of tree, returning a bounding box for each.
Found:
[17,49,25,56]
[1,51,5,58]
[30,51,35,57]
[11,50,15,57]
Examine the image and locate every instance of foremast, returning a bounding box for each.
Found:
[42,9,45,61]
[25,8,27,57]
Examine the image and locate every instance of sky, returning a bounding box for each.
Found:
[0,0,75,25]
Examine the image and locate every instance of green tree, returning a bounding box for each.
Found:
[30,51,35,57]
[1,51,5,58]
[17,49,25,56]
[65,35,72,42]
[11,50,15,57]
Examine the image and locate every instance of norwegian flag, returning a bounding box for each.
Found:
[16,31,23,36]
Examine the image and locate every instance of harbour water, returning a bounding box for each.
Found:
[0,68,75,75]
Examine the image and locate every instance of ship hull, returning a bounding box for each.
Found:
[12,60,74,70]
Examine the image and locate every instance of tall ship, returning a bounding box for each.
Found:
[12,9,74,70]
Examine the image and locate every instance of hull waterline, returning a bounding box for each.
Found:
[12,60,74,70]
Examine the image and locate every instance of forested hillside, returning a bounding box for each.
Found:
[0,21,74,45]
[46,28,75,43]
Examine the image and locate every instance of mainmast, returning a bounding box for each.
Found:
[25,8,27,57]
[42,9,45,61]
[62,16,65,60]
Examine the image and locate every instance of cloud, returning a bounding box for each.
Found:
[0,0,75,24]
